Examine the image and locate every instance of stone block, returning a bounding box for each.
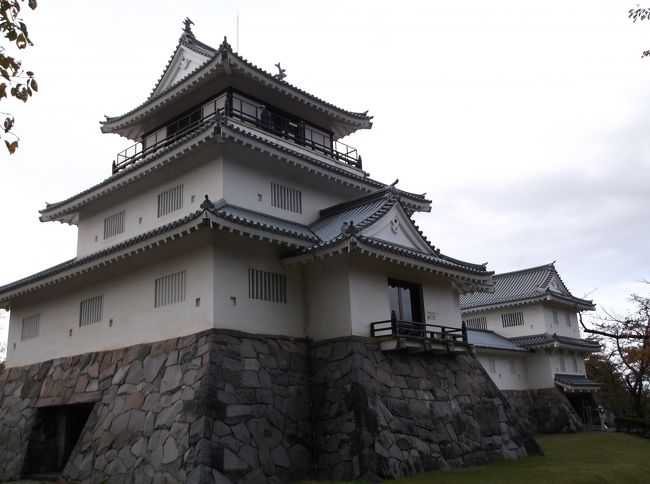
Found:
[160,365,183,393]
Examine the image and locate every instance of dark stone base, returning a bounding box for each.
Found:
[311,337,539,481]
[0,330,539,483]
[502,388,584,433]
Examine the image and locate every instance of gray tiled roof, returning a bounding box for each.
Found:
[466,329,528,352]
[221,123,431,209]
[40,118,219,216]
[41,119,431,220]
[510,333,600,351]
[103,35,371,127]
[209,203,319,243]
[283,187,490,278]
[357,236,489,275]
[0,211,206,298]
[459,263,594,311]
[555,374,602,389]
[311,198,390,241]
[8,190,489,301]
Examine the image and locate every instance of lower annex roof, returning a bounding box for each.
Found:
[460,263,595,313]
[510,333,600,352]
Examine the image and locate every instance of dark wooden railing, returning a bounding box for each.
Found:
[112,111,220,173]
[227,94,362,169]
[370,315,468,344]
[112,92,362,174]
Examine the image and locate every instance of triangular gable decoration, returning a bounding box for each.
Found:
[361,204,434,254]
[151,43,213,98]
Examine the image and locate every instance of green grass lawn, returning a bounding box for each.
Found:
[396,432,650,483]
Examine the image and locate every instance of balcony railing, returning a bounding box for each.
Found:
[112,92,362,174]
[112,112,220,174]
[370,316,468,344]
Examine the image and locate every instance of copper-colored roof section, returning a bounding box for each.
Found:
[100,27,372,141]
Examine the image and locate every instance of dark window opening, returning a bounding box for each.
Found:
[388,278,423,322]
[24,402,95,477]
[166,108,202,140]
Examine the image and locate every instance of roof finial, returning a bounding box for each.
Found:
[273,62,287,81]
[183,17,195,36]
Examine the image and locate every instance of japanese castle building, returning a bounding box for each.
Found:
[0,22,543,482]
[461,263,602,431]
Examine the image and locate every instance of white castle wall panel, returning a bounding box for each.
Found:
[6,243,214,367]
[76,158,223,257]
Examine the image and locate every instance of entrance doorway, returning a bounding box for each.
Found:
[387,278,423,322]
[24,402,95,477]
[564,392,598,428]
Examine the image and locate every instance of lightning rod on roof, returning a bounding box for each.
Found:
[237,13,239,52]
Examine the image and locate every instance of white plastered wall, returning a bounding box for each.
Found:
[76,157,223,257]
[478,304,546,338]
[523,350,557,388]
[221,152,363,225]
[6,240,214,368]
[304,256,353,341]
[476,352,530,390]
[348,256,463,337]
[542,306,582,338]
[212,234,305,338]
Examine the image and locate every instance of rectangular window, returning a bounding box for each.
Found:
[248,269,287,303]
[559,357,566,372]
[304,125,332,150]
[21,314,40,341]
[501,311,524,327]
[488,358,496,374]
[388,279,423,322]
[155,271,186,308]
[79,295,103,327]
[270,183,302,214]
[552,310,559,325]
[157,185,184,217]
[566,314,572,327]
[572,358,578,372]
[465,316,487,330]
[103,210,125,239]
[509,359,516,374]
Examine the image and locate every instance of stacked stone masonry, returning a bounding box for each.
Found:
[501,388,585,433]
[0,330,540,483]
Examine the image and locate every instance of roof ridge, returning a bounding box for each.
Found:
[146,23,219,102]
[318,182,400,218]
[103,29,372,128]
[495,262,555,278]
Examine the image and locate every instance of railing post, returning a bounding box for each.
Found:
[391,311,397,337]
[297,120,305,146]
[461,321,467,343]
[225,91,233,117]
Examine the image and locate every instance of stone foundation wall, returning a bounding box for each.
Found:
[501,388,584,433]
[0,331,540,483]
[310,337,540,481]
[0,329,313,483]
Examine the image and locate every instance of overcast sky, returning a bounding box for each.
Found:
[1,0,649,349]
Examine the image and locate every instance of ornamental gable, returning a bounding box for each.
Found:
[361,205,433,254]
